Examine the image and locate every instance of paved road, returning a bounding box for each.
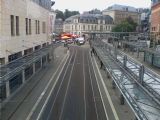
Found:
[40,45,107,120]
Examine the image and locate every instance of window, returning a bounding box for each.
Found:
[100,25,103,31]
[42,22,46,33]
[8,52,22,62]
[92,25,93,30]
[35,20,38,34]
[16,16,19,35]
[83,25,85,30]
[10,15,15,36]
[26,18,28,35]
[29,19,31,35]
[38,20,40,34]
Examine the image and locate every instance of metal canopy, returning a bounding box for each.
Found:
[91,35,160,120]
[0,44,58,83]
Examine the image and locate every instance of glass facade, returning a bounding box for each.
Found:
[0,85,6,101]
[144,51,160,67]
[9,73,23,94]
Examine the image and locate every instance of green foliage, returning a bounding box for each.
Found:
[55,9,64,21]
[112,17,137,32]
[55,9,80,21]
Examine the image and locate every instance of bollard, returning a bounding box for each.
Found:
[123,55,127,68]
[139,65,144,85]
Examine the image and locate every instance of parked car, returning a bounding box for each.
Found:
[67,39,73,44]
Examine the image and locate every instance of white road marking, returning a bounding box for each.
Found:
[59,49,78,120]
[90,54,109,120]
[92,55,120,120]
[26,52,69,120]
[83,50,87,120]
[87,56,99,120]
[46,49,76,120]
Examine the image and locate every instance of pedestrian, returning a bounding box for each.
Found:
[90,49,93,56]
[100,61,103,69]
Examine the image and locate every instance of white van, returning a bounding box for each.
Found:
[76,37,85,45]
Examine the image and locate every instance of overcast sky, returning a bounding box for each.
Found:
[53,0,151,13]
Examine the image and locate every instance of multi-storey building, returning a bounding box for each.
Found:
[102,4,141,25]
[0,0,52,65]
[54,19,64,34]
[49,10,57,34]
[63,14,114,36]
[151,0,160,45]
[151,0,160,32]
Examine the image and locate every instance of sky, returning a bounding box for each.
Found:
[52,0,151,13]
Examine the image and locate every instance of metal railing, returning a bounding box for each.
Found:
[91,38,160,120]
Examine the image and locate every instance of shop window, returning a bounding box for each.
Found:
[9,73,22,93]
[8,52,22,62]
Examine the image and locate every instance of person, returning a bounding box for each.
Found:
[100,61,103,69]
[90,49,93,56]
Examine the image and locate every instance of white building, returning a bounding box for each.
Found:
[63,14,114,36]
[0,0,52,64]
[54,18,64,34]
[49,10,57,34]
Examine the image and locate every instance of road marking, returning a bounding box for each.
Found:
[92,55,120,120]
[90,54,109,120]
[83,50,87,120]
[26,52,69,120]
[46,48,76,120]
[59,49,77,120]
[87,55,99,120]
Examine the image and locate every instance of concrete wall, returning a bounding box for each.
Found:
[0,0,51,63]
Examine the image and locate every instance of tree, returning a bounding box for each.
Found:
[55,9,65,21]
[64,9,79,19]
[55,9,80,21]
[112,17,137,32]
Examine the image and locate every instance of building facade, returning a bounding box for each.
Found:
[151,0,160,45]
[54,19,64,34]
[63,14,114,36]
[102,4,141,25]
[139,9,151,32]
[49,11,57,34]
[0,0,51,65]
[151,0,160,32]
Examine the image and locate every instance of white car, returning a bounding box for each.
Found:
[76,37,85,45]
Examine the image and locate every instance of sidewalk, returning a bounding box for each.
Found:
[1,45,68,120]
[91,53,135,120]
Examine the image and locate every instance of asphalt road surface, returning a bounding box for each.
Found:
[40,45,107,120]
